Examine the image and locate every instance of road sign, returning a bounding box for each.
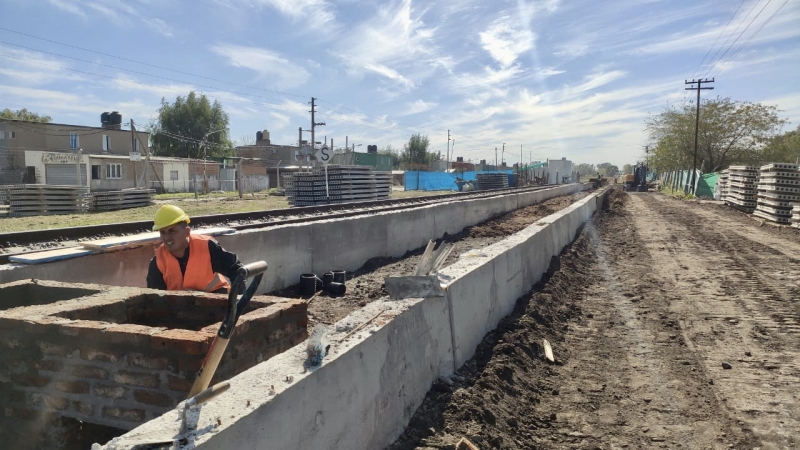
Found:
[315,145,332,165]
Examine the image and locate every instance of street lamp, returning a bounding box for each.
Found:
[198,128,228,197]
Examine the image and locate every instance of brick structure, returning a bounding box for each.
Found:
[0,280,307,450]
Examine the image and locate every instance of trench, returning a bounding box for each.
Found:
[271,190,591,328]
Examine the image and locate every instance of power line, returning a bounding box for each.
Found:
[699,0,763,78]
[690,0,748,79]
[711,0,790,78]
[702,0,774,78]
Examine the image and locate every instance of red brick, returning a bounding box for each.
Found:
[102,406,145,423]
[72,400,93,416]
[55,380,90,394]
[31,393,69,410]
[94,385,127,399]
[34,359,63,372]
[104,324,164,346]
[38,342,75,357]
[71,365,108,380]
[177,356,202,373]
[133,390,172,407]
[59,320,109,339]
[151,329,213,355]
[168,376,192,392]
[114,370,159,388]
[15,374,51,388]
[80,349,120,363]
[4,406,38,420]
[194,296,226,308]
[128,353,170,370]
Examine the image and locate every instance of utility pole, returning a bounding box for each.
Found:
[685,78,714,194]
[495,147,498,170]
[130,119,138,188]
[501,143,505,167]
[446,129,451,171]
[309,97,325,164]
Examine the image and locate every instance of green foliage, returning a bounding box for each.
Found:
[597,162,619,177]
[150,91,233,159]
[622,164,633,174]
[401,134,436,169]
[760,125,800,164]
[660,185,696,200]
[646,97,788,173]
[0,108,51,122]
[575,163,596,177]
[379,144,401,169]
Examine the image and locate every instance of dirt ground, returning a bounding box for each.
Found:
[273,191,590,327]
[389,189,800,450]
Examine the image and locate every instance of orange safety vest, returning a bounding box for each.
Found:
[155,234,231,292]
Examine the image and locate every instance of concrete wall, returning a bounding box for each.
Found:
[0,184,589,294]
[101,187,610,450]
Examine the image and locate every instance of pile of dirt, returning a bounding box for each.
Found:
[272,191,591,326]
[387,213,596,450]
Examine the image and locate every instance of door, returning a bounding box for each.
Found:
[45,164,88,185]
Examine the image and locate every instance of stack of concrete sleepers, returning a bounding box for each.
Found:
[476,173,509,190]
[90,189,155,211]
[717,170,729,200]
[1,184,90,216]
[754,163,800,224]
[724,166,758,213]
[793,204,800,229]
[283,165,391,206]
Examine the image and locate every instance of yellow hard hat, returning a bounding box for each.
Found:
[152,205,190,231]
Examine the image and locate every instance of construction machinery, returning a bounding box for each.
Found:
[622,163,649,192]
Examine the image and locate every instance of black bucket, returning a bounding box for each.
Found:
[332,270,346,284]
[327,282,346,296]
[322,272,334,288]
[300,273,321,297]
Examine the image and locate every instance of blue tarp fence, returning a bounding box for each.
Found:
[405,170,515,191]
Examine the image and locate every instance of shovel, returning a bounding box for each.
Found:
[188,261,268,397]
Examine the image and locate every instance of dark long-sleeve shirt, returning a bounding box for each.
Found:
[147,239,242,293]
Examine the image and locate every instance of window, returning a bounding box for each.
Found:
[102,135,110,152]
[170,170,179,181]
[91,165,101,180]
[294,150,300,161]
[133,139,139,152]
[0,131,4,139]
[106,163,121,179]
[70,132,79,149]
[9,131,15,139]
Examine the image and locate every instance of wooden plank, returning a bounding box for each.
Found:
[80,227,236,250]
[9,247,97,264]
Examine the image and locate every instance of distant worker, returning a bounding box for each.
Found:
[147,205,242,293]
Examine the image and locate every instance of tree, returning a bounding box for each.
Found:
[379,144,401,169]
[150,91,233,158]
[0,108,51,122]
[575,163,596,178]
[401,134,435,169]
[760,125,800,164]
[645,97,787,173]
[622,164,633,174]
[597,162,619,177]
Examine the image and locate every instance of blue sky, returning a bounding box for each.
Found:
[1,0,798,168]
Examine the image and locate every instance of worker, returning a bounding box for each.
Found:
[147,205,242,293]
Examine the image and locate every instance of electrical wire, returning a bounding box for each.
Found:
[710,0,790,78]
[690,0,749,79]
[702,0,774,78]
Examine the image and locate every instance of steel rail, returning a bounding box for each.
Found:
[0,185,555,264]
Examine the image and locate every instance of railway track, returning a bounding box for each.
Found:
[0,185,559,264]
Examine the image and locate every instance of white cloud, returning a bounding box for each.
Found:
[209,44,310,89]
[479,15,536,67]
[230,0,336,28]
[46,0,86,17]
[363,63,414,90]
[401,99,437,116]
[143,18,173,38]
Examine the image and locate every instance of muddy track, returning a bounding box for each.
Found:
[390,189,799,449]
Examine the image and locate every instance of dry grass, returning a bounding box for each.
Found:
[0,189,447,233]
